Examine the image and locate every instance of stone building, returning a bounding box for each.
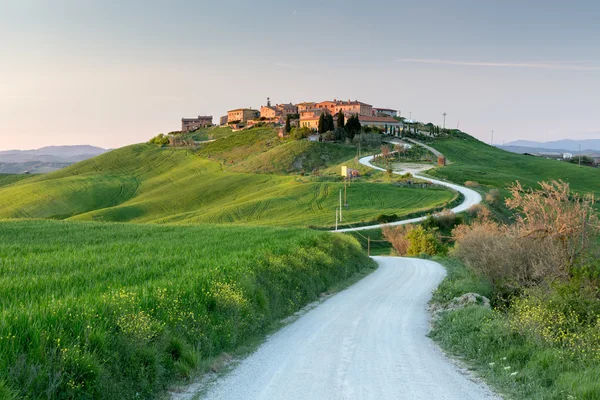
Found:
[219,115,228,126]
[227,108,260,124]
[181,116,213,132]
[296,102,317,113]
[314,99,373,117]
[373,108,398,117]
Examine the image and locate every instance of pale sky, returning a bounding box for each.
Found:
[1,0,599,150]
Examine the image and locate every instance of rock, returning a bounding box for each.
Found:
[429,293,491,320]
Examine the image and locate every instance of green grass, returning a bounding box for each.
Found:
[430,258,600,399]
[428,135,600,196]
[0,174,32,188]
[182,126,234,142]
[0,143,454,228]
[0,219,375,399]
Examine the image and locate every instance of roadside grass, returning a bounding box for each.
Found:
[343,228,392,256]
[0,219,376,399]
[430,258,600,400]
[0,144,454,228]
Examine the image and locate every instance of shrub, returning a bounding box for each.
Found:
[485,188,501,205]
[377,214,398,224]
[453,180,599,298]
[382,224,411,255]
[383,225,446,256]
[148,134,169,146]
[290,127,312,140]
[464,181,480,187]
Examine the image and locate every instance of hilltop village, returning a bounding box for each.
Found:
[180,98,406,136]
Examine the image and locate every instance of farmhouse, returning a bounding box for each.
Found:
[219,115,228,125]
[181,116,213,132]
[228,108,260,124]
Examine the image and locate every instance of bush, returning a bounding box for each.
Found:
[464,181,480,187]
[422,209,461,233]
[485,188,501,205]
[290,127,312,140]
[452,180,599,298]
[382,225,446,256]
[376,214,398,224]
[148,134,169,146]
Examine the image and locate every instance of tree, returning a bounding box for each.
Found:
[337,110,345,129]
[318,113,326,133]
[384,124,388,134]
[345,114,361,139]
[325,114,335,132]
[285,115,291,134]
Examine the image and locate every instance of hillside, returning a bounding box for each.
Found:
[0,219,374,399]
[0,138,454,228]
[428,135,600,196]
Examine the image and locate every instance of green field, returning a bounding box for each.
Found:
[428,135,600,195]
[0,220,375,399]
[0,139,454,228]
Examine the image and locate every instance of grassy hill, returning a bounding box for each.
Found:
[0,174,32,188]
[0,219,375,399]
[428,135,600,195]
[0,139,454,228]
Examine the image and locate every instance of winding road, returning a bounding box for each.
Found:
[194,258,499,400]
[335,148,482,232]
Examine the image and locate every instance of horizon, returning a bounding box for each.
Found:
[1,0,599,151]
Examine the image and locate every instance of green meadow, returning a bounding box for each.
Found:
[0,220,375,399]
[428,135,600,195]
[0,131,454,229]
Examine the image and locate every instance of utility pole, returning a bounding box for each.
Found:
[344,176,348,207]
[335,208,338,231]
[409,111,412,120]
[491,130,494,146]
[442,112,447,129]
[339,189,343,221]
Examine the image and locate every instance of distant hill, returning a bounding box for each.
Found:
[0,145,107,173]
[504,139,600,152]
[0,145,107,163]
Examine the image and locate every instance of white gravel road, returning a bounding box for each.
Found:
[197,257,499,400]
[335,154,482,232]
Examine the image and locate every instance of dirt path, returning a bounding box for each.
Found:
[189,257,499,400]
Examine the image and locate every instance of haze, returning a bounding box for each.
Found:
[1,0,599,150]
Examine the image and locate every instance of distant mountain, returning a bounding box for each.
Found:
[0,145,107,163]
[504,139,600,152]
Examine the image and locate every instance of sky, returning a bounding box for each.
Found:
[1,0,599,150]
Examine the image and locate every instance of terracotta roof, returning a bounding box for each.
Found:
[228,108,258,112]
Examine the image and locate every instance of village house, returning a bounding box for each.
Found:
[299,108,329,130]
[260,103,298,121]
[296,102,317,113]
[373,108,398,118]
[227,108,260,124]
[314,99,373,117]
[219,115,228,126]
[181,116,213,132]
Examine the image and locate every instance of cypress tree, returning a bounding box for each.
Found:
[285,115,291,133]
[337,110,345,129]
[318,113,326,133]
